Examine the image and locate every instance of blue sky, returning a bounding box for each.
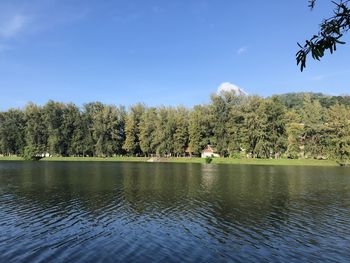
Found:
[0,0,349,109]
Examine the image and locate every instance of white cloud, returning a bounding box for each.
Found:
[217,82,247,96]
[237,46,248,55]
[0,14,28,38]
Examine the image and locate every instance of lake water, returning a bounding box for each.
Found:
[0,161,350,262]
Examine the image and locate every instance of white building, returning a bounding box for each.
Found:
[201,145,220,158]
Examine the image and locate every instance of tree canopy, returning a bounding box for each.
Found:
[297,0,350,71]
[1,92,350,162]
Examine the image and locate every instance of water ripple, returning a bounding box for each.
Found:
[1,162,350,262]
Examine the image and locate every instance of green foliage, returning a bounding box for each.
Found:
[62,103,84,156]
[123,103,145,156]
[301,94,327,158]
[286,123,304,159]
[153,107,175,156]
[188,105,211,155]
[70,109,94,157]
[205,156,213,164]
[139,107,157,156]
[258,96,287,158]
[24,103,47,155]
[297,0,350,71]
[22,145,40,160]
[43,101,65,156]
[0,109,26,155]
[0,91,350,162]
[173,107,189,156]
[275,92,350,109]
[88,104,124,157]
[240,96,265,157]
[326,103,350,160]
[210,92,239,157]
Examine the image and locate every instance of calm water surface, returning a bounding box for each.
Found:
[0,161,350,262]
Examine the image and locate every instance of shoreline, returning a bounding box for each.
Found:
[0,156,342,166]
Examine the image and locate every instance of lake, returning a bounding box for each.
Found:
[0,161,350,262]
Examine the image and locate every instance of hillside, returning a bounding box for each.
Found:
[273,92,350,109]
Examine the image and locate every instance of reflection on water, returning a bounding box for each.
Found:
[0,161,350,262]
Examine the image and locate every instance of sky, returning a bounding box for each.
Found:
[0,0,349,110]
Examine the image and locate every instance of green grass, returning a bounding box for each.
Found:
[0,156,24,161]
[0,156,341,166]
[41,156,149,162]
[163,157,204,163]
[211,158,338,166]
[159,157,338,166]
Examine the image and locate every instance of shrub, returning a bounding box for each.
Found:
[205,156,213,164]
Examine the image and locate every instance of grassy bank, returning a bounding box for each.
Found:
[0,156,341,166]
[163,157,338,166]
[0,156,148,162]
[211,158,338,166]
[0,156,25,161]
[42,156,149,162]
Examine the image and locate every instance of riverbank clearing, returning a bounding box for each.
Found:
[0,156,342,166]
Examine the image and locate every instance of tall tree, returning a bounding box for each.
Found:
[123,103,145,156]
[240,96,265,158]
[83,102,104,156]
[70,109,94,157]
[301,94,326,158]
[153,107,176,156]
[139,107,157,156]
[326,103,350,161]
[227,95,245,156]
[61,103,81,156]
[188,105,211,156]
[0,109,26,155]
[23,103,47,158]
[285,110,304,159]
[43,101,65,156]
[209,92,237,157]
[115,105,127,155]
[258,96,287,158]
[93,105,122,157]
[173,107,189,157]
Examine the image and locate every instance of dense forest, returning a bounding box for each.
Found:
[0,92,350,161]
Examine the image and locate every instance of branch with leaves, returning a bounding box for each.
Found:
[296,0,350,71]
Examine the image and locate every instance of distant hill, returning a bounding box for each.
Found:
[273,92,350,109]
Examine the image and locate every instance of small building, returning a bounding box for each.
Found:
[201,145,220,158]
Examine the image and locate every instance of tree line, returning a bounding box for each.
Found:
[0,92,349,161]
